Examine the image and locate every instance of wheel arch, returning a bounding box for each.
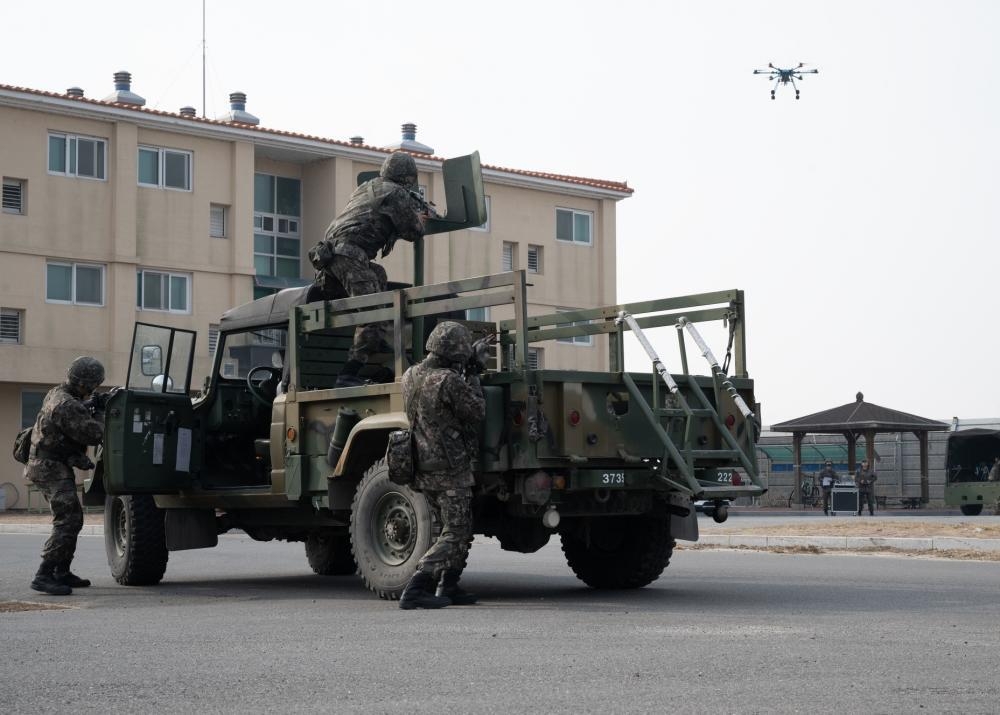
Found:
[332,412,408,481]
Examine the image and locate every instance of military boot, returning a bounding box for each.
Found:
[399,571,451,610]
[335,360,366,388]
[436,570,477,605]
[31,561,72,596]
[54,561,91,588]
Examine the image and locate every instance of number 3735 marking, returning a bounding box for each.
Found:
[601,472,626,485]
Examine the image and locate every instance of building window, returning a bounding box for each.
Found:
[138,146,192,190]
[46,262,104,306]
[21,390,46,429]
[208,324,220,356]
[210,204,227,238]
[556,208,593,245]
[527,245,542,274]
[254,173,301,280]
[508,345,542,370]
[502,241,516,272]
[557,310,594,346]
[2,178,25,214]
[1,308,23,344]
[137,269,191,313]
[470,195,491,232]
[465,307,489,322]
[48,133,106,180]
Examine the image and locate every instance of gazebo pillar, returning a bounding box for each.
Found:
[865,429,877,471]
[845,432,857,474]
[793,432,804,506]
[916,430,930,504]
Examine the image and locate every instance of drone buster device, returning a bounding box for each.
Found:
[753,63,818,99]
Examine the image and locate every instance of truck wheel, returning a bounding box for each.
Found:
[305,531,356,575]
[560,516,674,589]
[104,494,168,586]
[960,504,983,516]
[350,461,434,600]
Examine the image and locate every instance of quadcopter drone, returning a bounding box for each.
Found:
[753,63,818,99]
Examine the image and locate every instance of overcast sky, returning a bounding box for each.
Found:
[5,0,997,423]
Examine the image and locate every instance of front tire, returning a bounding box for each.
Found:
[960,503,984,516]
[104,494,168,585]
[350,461,434,600]
[560,516,674,589]
[305,531,356,575]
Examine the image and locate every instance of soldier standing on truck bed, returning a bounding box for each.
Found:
[24,357,106,595]
[308,151,430,388]
[399,322,486,610]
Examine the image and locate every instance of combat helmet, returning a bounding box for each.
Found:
[425,321,473,363]
[380,151,417,188]
[67,356,105,391]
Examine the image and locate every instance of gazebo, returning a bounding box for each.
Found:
[771,392,950,505]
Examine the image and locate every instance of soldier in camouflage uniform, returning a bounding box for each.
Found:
[854,459,878,516]
[308,151,430,387]
[25,356,106,595]
[399,322,486,610]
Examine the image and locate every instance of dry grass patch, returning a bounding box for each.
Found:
[0,600,72,613]
[678,542,1000,561]
[712,520,1000,539]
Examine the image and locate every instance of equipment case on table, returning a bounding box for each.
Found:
[830,485,858,516]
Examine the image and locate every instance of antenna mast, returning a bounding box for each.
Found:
[201,0,206,117]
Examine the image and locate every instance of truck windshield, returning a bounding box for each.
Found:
[218,327,288,380]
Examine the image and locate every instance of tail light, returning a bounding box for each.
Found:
[725,413,736,428]
[568,410,581,426]
[731,472,743,486]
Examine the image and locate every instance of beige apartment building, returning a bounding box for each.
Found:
[0,73,632,509]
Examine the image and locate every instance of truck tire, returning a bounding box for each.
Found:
[350,461,434,600]
[104,494,168,586]
[560,516,674,589]
[305,531,356,575]
[960,504,983,516]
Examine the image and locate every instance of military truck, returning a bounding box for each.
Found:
[85,153,764,598]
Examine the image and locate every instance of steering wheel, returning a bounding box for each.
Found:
[246,365,282,407]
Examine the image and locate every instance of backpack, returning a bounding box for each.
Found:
[386,429,415,486]
[13,427,32,465]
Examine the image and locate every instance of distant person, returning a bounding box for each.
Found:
[24,357,106,595]
[988,457,999,482]
[819,460,838,515]
[855,459,878,516]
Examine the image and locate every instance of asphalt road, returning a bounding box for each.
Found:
[2,532,999,714]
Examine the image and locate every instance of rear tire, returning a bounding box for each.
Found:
[104,494,168,586]
[350,461,434,600]
[960,503,983,516]
[305,531,356,575]
[560,516,674,589]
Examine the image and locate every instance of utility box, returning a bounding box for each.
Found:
[830,485,858,516]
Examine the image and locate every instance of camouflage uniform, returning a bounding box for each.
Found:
[308,152,426,372]
[25,357,105,594]
[403,360,485,577]
[854,463,877,515]
[818,464,838,514]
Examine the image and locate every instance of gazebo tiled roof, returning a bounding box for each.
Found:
[771,392,949,434]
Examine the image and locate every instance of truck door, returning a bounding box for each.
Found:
[103,323,201,494]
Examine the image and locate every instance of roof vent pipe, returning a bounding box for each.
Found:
[103,71,146,106]
[383,122,434,155]
[66,87,85,98]
[179,106,197,118]
[350,136,364,146]
[218,91,259,126]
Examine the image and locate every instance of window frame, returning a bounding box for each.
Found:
[527,244,542,274]
[253,173,302,280]
[501,241,516,272]
[555,207,594,246]
[556,309,594,347]
[470,194,491,233]
[2,177,26,214]
[47,132,107,181]
[136,269,192,314]
[45,261,105,307]
[1,308,23,344]
[210,204,228,238]
[137,145,192,191]
[21,389,47,429]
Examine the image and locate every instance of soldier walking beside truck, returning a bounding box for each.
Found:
[308,151,432,387]
[399,322,486,610]
[22,357,107,595]
[855,459,878,516]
